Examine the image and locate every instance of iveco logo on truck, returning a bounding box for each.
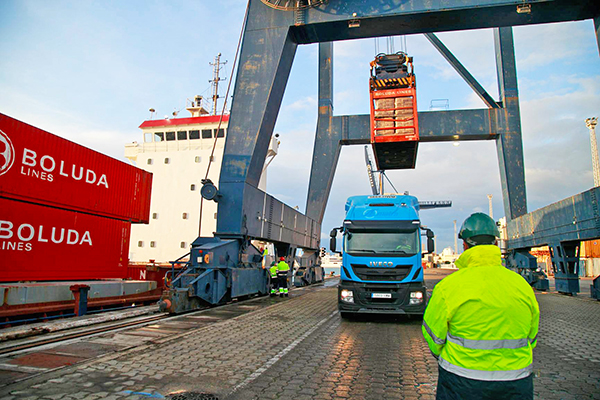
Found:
[369,261,394,267]
[19,148,109,188]
[0,220,93,252]
[0,130,15,177]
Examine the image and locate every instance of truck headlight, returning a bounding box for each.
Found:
[340,289,354,303]
[410,291,424,305]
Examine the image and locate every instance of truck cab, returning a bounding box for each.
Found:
[331,194,434,317]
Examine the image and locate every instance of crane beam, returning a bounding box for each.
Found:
[289,0,598,44]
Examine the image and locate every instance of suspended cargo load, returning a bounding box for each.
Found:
[0,197,130,282]
[0,113,152,223]
[369,52,419,170]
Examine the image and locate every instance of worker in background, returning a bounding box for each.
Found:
[259,245,268,269]
[422,212,539,400]
[276,256,290,297]
[269,261,278,296]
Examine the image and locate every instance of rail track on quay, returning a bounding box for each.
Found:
[0,281,333,389]
[0,311,173,357]
[0,281,333,358]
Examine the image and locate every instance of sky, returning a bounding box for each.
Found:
[1,1,599,254]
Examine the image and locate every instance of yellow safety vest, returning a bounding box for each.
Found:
[422,245,539,381]
[276,261,290,273]
[269,265,278,278]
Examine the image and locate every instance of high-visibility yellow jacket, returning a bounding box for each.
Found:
[422,245,539,381]
[276,261,290,273]
[269,264,278,278]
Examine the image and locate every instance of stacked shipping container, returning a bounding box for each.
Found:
[0,113,152,282]
[0,198,131,281]
[372,88,418,140]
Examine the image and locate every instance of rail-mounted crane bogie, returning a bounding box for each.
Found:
[160,237,268,313]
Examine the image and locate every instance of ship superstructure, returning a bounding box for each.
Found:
[125,99,277,264]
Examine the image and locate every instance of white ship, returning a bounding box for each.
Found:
[124,96,278,264]
[435,247,459,269]
[321,253,342,276]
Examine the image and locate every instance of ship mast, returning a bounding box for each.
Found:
[209,53,227,115]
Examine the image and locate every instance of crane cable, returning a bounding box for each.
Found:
[198,2,249,236]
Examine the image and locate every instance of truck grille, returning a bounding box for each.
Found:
[350,264,412,281]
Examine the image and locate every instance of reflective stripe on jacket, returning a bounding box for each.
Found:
[422,245,539,381]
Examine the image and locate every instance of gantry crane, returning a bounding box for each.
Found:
[159,0,600,313]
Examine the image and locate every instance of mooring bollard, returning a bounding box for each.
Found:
[70,284,91,316]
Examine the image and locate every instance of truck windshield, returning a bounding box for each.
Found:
[345,230,419,256]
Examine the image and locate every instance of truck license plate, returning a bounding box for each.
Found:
[372,293,392,299]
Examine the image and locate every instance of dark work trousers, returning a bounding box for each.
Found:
[436,366,533,400]
[277,272,288,291]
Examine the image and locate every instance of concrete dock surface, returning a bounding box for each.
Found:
[0,269,598,400]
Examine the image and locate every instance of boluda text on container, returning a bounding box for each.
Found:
[0,197,130,282]
[0,113,152,223]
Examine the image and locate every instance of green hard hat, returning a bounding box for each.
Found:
[458,212,499,246]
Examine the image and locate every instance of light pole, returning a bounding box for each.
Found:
[453,219,458,254]
[585,117,599,187]
[487,194,493,219]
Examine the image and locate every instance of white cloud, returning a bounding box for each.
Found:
[416,29,497,83]
[514,22,594,71]
[286,96,318,111]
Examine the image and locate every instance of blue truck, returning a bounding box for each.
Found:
[330,194,436,317]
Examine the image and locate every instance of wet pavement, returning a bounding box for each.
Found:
[0,270,598,399]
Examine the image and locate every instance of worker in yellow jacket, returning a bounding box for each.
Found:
[269,261,278,296]
[422,213,539,400]
[276,256,290,297]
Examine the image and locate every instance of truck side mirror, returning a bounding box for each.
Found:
[426,229,435,254]
[329,228,338,253]
[329,228,342,254]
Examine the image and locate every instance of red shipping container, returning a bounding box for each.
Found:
[0,197,130,282]
[369,87,419,170]
[0,113,152,223]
